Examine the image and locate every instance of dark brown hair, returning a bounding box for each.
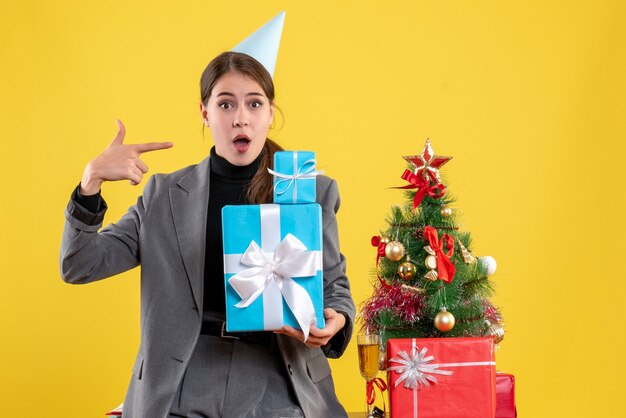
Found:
[200,51,283,204]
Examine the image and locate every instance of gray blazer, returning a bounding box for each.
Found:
[60,155,355,418]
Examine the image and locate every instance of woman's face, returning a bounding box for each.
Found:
[200,71,274,166]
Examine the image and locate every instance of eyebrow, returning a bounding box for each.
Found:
[215,91,265,98]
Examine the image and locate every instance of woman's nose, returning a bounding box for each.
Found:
[233,109,249,127]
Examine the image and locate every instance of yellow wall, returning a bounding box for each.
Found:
[1,1,624,416]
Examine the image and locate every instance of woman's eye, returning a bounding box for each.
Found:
[219,102,233,110]
[249,101,262,109]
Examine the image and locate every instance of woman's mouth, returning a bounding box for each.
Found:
[233,134,251,153]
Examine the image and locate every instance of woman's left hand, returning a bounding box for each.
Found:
[274,308,346,349]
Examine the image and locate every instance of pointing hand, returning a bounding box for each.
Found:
[80,119,174,195]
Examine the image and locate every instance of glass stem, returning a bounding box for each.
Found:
[366,380,374,417]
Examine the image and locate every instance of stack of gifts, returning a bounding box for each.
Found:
[387,337,495,417]
[386,337,516,418]
[222,151,325,340]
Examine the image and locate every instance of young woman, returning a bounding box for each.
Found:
[60,51,355,418]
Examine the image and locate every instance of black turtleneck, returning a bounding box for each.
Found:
[203,147,262,319]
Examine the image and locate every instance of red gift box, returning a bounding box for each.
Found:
[387,337,496,418]
[496,373,516,418]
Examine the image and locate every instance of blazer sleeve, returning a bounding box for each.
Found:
[318,177,356,359]
[59,176,157,284]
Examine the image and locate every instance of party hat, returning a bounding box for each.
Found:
[232,11,286,78]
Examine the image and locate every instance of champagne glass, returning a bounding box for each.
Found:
[357,334,380,417]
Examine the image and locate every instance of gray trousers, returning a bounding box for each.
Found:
[167,334,304,418]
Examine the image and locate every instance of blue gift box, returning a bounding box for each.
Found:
[222,203,325,335]
[271,151,321,204]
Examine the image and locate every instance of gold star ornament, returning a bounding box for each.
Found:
[403,139,453,183]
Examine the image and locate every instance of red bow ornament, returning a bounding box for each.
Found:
[423,226,456,283]
[396,170,446,209]
[371,236,393,289]
[371,236,387,265]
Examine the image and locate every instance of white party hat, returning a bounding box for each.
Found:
[232,11,286,78]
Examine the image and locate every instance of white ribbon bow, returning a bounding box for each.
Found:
[387,346,453,390]
[268,158,324,199]
[228,233,318,341]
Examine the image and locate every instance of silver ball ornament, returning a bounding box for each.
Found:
[479,256,497,276]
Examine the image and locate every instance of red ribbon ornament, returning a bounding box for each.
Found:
[423,226,456,283]
[371,236,393,289]
[366,377,388,410]
[396,169,446,209]
[371,236,387,264]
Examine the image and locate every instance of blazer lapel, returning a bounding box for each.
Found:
[169,156,211,314]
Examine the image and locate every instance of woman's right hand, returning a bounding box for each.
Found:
[80,119,174,195]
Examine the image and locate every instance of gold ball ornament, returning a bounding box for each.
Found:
[385,241,405,261]
[397,261,417,280]
[378,345,387,370]
[434,308,455,332]
[487,322,505,344]
[440,206,453,217]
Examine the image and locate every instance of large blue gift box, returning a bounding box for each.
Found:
[271,151,320,204]
[222,203,325,336]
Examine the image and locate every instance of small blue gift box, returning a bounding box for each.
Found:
[222,203,325,337]
[270,151,322,204]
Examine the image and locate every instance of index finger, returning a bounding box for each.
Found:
[132,141,174,154]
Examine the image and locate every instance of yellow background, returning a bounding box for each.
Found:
[1,1,625,416]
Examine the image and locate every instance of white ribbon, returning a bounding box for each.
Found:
[387,338,496,418]
[387,346,453,390]
[268,153,324,202]
[228,233,318,341]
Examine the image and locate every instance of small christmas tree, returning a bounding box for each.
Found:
[362,139,504,349]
